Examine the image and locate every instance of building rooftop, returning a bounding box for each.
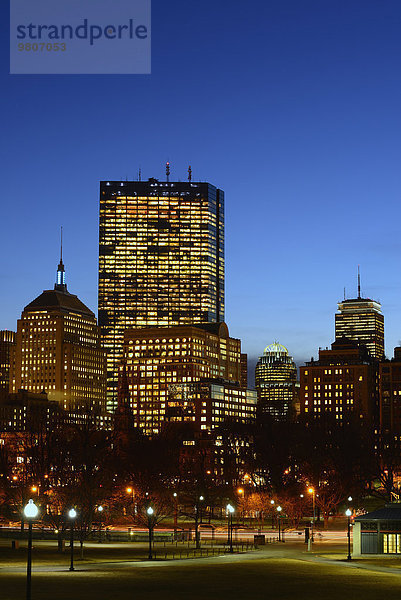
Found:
[355,504,401,521]
[24,289,94,318]
[263,342,288,355]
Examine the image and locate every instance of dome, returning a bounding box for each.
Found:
[263,342,288,356]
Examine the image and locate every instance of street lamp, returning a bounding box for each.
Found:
[308,487,316,542]
[97,505,104,542]
[173,493,178,538]
[147,506,154,560]
[68,508,77,571]
[24,499,38,600]
[345,509,352,561]
[226,504,235,553]
[277,506,282,542]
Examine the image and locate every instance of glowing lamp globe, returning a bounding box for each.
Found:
[24,499,38,519]
[226,503,235,514]
[68,508,77,519]
[345,509,352,517]
[277,506,282,512]
[147,506,154,516]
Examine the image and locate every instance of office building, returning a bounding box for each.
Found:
[99,176,224,410]
[379,347,401,447]
[255,342,299,420]
[0,330,15,394]
[299,338,376,426]
[10,256,106,412]
[122,322,256,436]
[335,275,384,360]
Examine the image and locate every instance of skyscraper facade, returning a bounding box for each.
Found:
[255,342,298,420]
[122,322,257,436]
[0,330,15,394]
[299,338,376,426]
[10,259,106,412]
[335,276,384,360]
[99,178,224,410]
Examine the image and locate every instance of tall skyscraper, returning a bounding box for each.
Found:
[99,176,224,410]
[255,342,298,420]
[10,256,106,412]
[335,274,384,360]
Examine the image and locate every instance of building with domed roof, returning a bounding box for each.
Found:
[255,342,299,420]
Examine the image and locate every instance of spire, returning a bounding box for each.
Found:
[166,161,170,182]
[188,165,192,182]
[55,227,67,292]
[357,265,361,299]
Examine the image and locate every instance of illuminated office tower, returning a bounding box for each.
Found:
[123,323,256,436]
[335,273,384,360]
[299,338,376,426]
[10,256,106,412]
[99,175,225,410]
[0,330,15,394]
[255,342,299,420]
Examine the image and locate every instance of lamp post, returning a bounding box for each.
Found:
[24,499,38,600]
[97,505,103,542]
[270,499,275,529]
[308,487,315,542]
[147,506,154,560]
[346,509,352,561]
[68,508,77,571]
[195,496,204,549]
[237,488,244,524]
[277,506,282,542]
[173,493,178,539]
[226,504,235,553]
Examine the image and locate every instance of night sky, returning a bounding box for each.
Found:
[2,0,401,374]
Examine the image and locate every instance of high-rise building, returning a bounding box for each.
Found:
[0,330,15,394]
[10,256,106,412]
[99,177,224,410]
[122,322,256,436]
[255,342,299,420]
[379,348,401,447]
[335,274,384,360]
[299,338,376,426]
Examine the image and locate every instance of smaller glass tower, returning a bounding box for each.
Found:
[255,342,298,420]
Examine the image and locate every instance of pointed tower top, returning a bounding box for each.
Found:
[166,161,170,182]
[55,227,67,292]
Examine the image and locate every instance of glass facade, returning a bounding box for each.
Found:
[99,180,225,411]
[255,342,298,420]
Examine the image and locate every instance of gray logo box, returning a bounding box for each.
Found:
[10,0,151,74]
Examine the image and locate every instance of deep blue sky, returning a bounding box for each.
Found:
[2,0,401,371]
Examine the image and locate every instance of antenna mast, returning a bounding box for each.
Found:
[166,161,170,182]
[188,165,192,182]
[358,265,361,298]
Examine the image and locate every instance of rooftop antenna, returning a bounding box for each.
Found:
[344,287,346,301]
[358,265,361,298]
[55,226,67,292]
[166,161,170,182]
[188,165,192,182]
[138,167,142,182]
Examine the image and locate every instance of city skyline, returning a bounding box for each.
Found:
[2,0,401,370]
